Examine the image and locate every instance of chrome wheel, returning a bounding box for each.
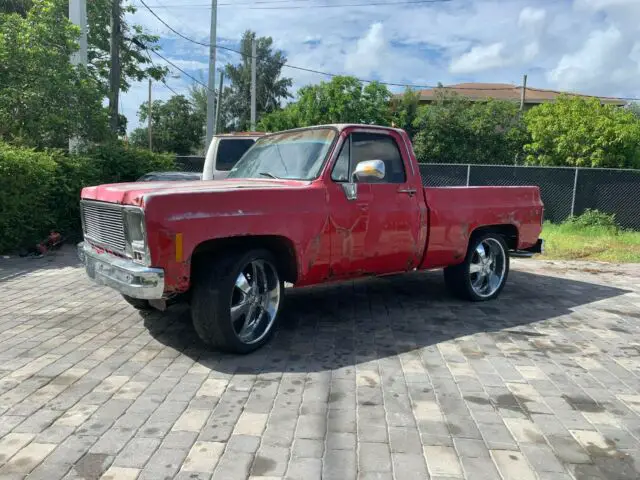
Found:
[469,237,506,298]
[230,259,281,345]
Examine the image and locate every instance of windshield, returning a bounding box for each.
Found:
[227,128,337,180]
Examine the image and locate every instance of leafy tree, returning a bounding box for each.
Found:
[2,0,166,94]
[258,76,393,131]
[524,95,640,168]
[188,83,208,150]
[129,95,205,155]
[189,83,208,125]
[624,102,640,120]
[117,113,128,137]
[85,0,167,94]
[411,91,527,165]
[0,0,109,148]
[390,88,421,139]
[258,105,303,132]
[359,82,393,125]
[1,0,33,15]
[222,30,292,131]
[189,81,226,149]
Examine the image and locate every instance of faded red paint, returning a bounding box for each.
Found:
[421,186,542,269]
[80,125,543,296]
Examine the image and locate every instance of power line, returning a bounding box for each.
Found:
[138,0,447,89]
[149,48,640,102]
[135,0,453,9]
[159,78,181,96]
[144,49,183,96]
[150,48,213,92]
[152,45,640,102]
[137,0,367,4]
[137,0,640,100]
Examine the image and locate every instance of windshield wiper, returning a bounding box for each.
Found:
[258,172,280,179]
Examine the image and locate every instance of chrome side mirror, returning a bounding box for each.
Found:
[340,160,385,201]
[341,183,357,201]
[354,160,385,182]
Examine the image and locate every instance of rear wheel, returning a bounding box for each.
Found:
[191,249,283,353]
[122,295,152,311]
[444,232,509,301]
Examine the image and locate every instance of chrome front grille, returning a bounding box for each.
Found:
[81,201,126,253]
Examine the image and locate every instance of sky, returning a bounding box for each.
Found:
[121,0,640,131]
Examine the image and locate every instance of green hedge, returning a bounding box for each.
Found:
[0,144,58,251]
[0,142,174,253]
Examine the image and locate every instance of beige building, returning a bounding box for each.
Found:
[410,82,628,110]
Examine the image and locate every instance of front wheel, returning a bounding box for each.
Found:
[191,249,283,354]
[444,233,510,301]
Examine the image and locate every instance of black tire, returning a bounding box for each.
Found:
[122,295,152,311]
[444,232,510,302]
[190,249,283,354]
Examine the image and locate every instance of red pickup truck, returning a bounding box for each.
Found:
[79,124,544,353]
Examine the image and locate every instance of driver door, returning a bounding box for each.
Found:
[327,130,422,278]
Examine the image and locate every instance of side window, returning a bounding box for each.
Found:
[351,133,406,184]
[331,137,350,182]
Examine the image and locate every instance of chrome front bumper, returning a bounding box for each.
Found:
[78,242,165,299]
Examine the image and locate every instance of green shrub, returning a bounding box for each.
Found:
[0,141,175,253]
[565,209,619,231]
[50,153,102,241]
[88,143,174,184]
[0,143,57,252]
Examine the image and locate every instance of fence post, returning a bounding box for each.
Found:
[466,164,471,186]
[570,167,579,217]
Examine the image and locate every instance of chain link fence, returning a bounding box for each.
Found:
[573,168,640,230]
[419,164,640,229]
[174,156,639,229]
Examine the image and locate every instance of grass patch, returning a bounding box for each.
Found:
[541,222,640,262]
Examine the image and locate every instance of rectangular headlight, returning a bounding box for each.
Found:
[123,207,149,265]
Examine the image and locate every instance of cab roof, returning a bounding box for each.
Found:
[213,131,265,137]
[273,124,405,134]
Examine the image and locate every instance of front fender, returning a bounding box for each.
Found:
[143,186,331,293]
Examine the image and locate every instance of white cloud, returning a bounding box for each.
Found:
[576,0,640,10]
[120,0,640,130]
[162,58,209,72]
[630,42,640,65]
[547,0,640,94]
[450,43,508,74]
[345,23,386,76]
[518,7,546,28]
[523,42,540,62]
[548,26,631,90]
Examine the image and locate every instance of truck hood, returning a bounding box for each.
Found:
[81,178,311,207]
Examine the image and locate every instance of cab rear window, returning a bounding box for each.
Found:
[216,138,256,171]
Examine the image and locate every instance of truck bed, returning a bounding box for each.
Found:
[421,186,543,269]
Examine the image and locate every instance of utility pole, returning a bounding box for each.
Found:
[520,74,528,112]
[69,0,87,152]
[250,38,257,131]
[206,0,218,149]
[148,79,153,151]
[109,0,121,133]
[214,71,224,134]
[69,0,88,68]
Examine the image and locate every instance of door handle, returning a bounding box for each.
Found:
[397,188,417,197]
